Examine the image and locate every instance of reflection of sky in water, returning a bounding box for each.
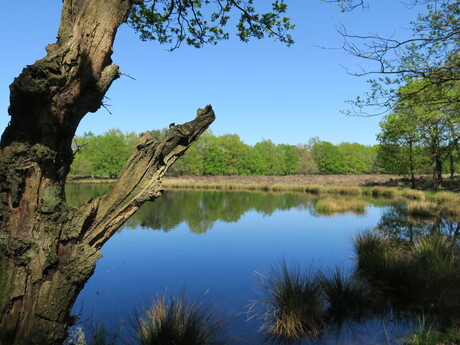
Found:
[71,196,398,344]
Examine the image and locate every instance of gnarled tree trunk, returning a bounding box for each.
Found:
[0,1,215,344]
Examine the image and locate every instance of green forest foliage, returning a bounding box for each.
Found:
[70,129,140,178]
[70,122,460,180]
[376,79,460,185]
[69,130,379,178]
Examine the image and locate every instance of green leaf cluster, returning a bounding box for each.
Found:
[70,129,140,178]
[128,0,294,50]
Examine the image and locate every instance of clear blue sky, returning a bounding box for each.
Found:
[0,1,422,146]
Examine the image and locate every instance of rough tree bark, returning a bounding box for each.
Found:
[0,1,215,344]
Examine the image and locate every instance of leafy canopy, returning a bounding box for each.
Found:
[128,0,295,50]
[336,0,460,114]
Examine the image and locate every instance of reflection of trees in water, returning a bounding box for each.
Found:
[377,202,460,243]
[65,183,112,207]
[124,191,316,234]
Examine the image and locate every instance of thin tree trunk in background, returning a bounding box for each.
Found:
[408,139,416,189]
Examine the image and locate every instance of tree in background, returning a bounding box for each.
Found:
[338,142,377,174]
[377,79,460,187]
[279,144,300,175]
[377,112,426,187]
[217,134,251,175]
[310,139,348,174]
[202,135,227,175]
[254,140,285,175]
[71,130,139,178]
[296,144,318,174]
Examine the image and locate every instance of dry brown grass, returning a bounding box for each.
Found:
[406,200,438,217]
[67,177,115,184]
[315,197,368,215]
[363,186,399,199]
[403,189,426,201]
[428,192,460,218]
[163,174,404,188]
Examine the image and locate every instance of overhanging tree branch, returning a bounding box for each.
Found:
[81,105,215,248]
[334,0,460,116]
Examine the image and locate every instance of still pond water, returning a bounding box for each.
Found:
[65,184,413,344]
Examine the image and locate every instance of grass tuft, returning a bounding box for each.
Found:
[315,197,367,215]
[304,185,323,194]
[353,231,460,319]
[134,292,231,345]
[404,316,460,345]
[406,191,460,219]
[403,189,425,201]
[319,268,373,325]
[406,200,438,217]
[252,261,325,341]
[323,186,362,196]
[364,187,399,199]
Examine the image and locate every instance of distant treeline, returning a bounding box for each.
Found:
[70,129,380,178]
[69,128,456,179]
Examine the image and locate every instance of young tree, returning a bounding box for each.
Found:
[378,79,460,187]
[203,136,227,175]
[80,129,139,178]
[0,1,294,344]
[295,144,318,174]
[311,140,348,174]
[338,142,377,174]
[279,144,300,175]
[254,139,285,175]
[377,112,426,187]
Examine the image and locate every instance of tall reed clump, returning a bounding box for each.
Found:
[406,191,460,219]
[404,316,460,345]
[323,186,362,196]
[270,184,306,193]
[403,189,425,201]
[252,261,378,342]
[406,200,438,218]
[319,269,373,326]
[429,191,460,218]
[315,197,367,215]
[363,187,399,199]
[352,231,411,306]
[251,261,325,342]
[304,185,323,195]
[134,292,231,345]
[353,231,460,320]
